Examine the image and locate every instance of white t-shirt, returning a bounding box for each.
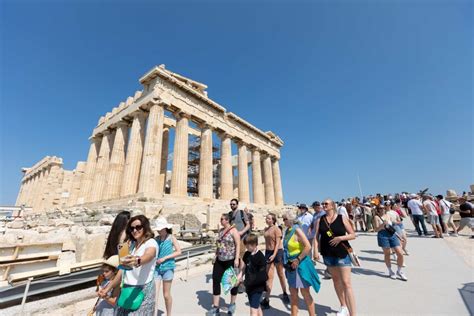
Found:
[407,199,424,216]
[387,210,400,223]
[124,238,158,285]
[439,199,451,215]
[337,206,348,218]
[423,200,438,216]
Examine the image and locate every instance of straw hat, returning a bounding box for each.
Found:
[104,255,119,268]
[154,217,173,231]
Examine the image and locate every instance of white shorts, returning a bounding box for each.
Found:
[459,218,474,229]
[429,214,440,225]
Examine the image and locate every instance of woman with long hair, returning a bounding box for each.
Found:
[207,213,241,316]
[282,209,320,316]
[260,213,289,309]
[391,201,409,255]
[154,217,182,316]
[99,215,158,315]
[374,207,407,281]
[103,211,131,259]
[314,199,356,316]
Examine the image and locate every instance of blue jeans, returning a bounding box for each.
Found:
[412,215,428,236]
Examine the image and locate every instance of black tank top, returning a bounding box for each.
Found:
[319,214,351,258]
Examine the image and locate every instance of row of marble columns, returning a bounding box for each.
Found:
[77,102,283,206]
[17,163,63,209]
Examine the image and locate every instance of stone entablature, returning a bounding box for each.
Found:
[16,64,285,211]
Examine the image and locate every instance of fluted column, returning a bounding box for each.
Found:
[159,128,169,193]
[251,149,264,204]
[171,112,190,196]
[104,122,128,200]
[121,111,146,196]
[90,130,113,202]
[199,124,213,199]
[16,179,26,206]
[68,161,87,206]
[220,133,233,200]
[138,103,165,196]
[79,137,101,203]
[263,155,275,205]
[34,168,48,211]
[272,158,284,206]
[237,142,250,203]
[26,175,36,206]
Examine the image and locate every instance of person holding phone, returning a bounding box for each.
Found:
[99,215,158,315]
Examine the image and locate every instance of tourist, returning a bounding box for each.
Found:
[457,197,474,238]
[436,195,458,236]
[313,200,357,316]
[363,202,374,232]
[337,202,349,218]
[208,213,241,316]
[353,203,365,232]
[229,198,250,256]
[297,203,313,240]
[374,207,407,281]
[237,233,267,316]
[154,217,182,316]
[407,194,429,236]
[282,209,321,316]
[391,200,409,255]
[94,255,120,316]
[309,201,331,279]
[99,215,158,315]
[103,210,131,259]
[261,213,289,309]
[423,195,443,238]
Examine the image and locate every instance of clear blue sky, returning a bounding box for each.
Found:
[1,1,472,205]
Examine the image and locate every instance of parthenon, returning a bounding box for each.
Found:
[15,65,284,219]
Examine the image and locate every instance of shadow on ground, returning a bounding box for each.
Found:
[459,282,474,315]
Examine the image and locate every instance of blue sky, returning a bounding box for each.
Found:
[1,0,472,205]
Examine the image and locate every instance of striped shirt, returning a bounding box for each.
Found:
[155,235,176,272]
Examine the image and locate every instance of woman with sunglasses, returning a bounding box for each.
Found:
[207,213,241,316]
[282,209,320,316]
[313,200,356,316]
[99,215,158,315]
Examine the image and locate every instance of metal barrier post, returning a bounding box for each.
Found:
[20,277,33,315]
[185,251,190,281]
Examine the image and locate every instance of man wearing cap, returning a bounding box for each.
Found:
[423,195,443,238]
[457,197,474,238]
[308,201,326,242]
[407,194,429,236]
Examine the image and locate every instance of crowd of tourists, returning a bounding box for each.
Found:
[90,191,473,316]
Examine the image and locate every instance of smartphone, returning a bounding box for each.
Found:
[118,242,129,260]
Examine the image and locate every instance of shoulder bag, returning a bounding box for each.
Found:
[323,216,361,267]
[117,272,144,311]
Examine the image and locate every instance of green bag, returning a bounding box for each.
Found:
[117,286,144,311]
[117,270,144,311]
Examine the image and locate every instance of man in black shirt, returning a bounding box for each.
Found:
[458,197,474,238]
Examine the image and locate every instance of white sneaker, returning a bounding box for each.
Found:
[336,306,349,316]
[451,233,459,237]
[397,271,408,281]
[389,271,397,279]
[443,233,450,237]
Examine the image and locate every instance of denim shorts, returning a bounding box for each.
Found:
[154,269,174,281]
[247,291,263,309]
[377,229,400,248]
[265,249,284,264]
[323,255,351,267]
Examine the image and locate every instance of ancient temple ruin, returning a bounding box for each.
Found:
[15,65,284,224]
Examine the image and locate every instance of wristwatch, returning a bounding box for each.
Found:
[135,256,141,267]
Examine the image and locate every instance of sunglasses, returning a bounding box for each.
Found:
[130,225,143,232]
[230,204,237,206]
[282,218,288,221]
[322,202,330,206]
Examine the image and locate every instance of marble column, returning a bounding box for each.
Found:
[199,124,213,199]
[26,175,36,207]
[170,112,189,196]
[159,128,169,193]
[272,158,284,206]
[29,174,39,207]
[35,168,48,211]
[79,137,101,203]
[263,155,275,205]
[237,142,250,203]
[219,133,233,200]
[16,179,26,206]
[68,161,87,206]
[251,149,264,204]
[104,122,128,200]
[90,130,113,202]
[138,103,165,196]
[44,164,63,209]
[121,111,147,196]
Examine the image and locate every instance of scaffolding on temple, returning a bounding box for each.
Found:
[187,136,221,198]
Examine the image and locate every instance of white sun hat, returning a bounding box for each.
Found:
[154,217,173,231]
